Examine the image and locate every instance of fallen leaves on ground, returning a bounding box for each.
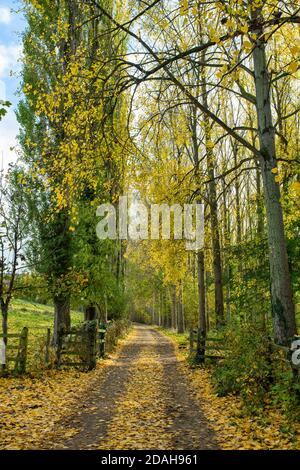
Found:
[0,358,115,450]
[100,344,173,450]
[170,336,300,450]
[2,326,299,451]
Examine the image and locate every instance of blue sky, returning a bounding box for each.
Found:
[0,0,26,168]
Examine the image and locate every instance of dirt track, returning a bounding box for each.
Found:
[48,325,219,450]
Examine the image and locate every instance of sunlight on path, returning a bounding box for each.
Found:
[99,332,174,449]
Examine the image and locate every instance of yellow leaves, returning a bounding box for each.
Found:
[210,32,222,44]
[0,363,108,449]
[288,61,298,74]
[179,0,189,16]
[216,64,228,81]
[180,36,190,51]
[206,140,215,149]
[100,335,172,450]
[191,5,198,16]
[243,40,252,53]
[290,181,300,196]
[25,55,124,212]
[226,19,235,30]
[290,45,300,55]
[250,0,263,11]
[271,167,278,174]
[240,24,249,34]
[170,335,300,450]
[264,32,273,42]
[63,429,79,439]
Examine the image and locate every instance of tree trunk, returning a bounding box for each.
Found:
[177,282,185,334]
[252,9,297,344]
[53,295,71,345]
[201,68,225,327]
[197,251,206,335]
[221,177,232,320]
[85,304,97,322]
[256,163,264,236]
[152,293,155,325]
[171,285,177,330]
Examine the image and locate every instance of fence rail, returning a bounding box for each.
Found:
[0,319,130,375]
[189,328,227,362]
[189,328,300,373]
[0,327,28,374]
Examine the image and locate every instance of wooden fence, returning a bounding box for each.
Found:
[0,319,130,375]
[56,320,130,370]
[189,329,226,362]
[189,328,300,376]
[56,321,98,371]
[0,327,28,374]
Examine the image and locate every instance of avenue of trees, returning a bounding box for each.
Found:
[0,0,299,411]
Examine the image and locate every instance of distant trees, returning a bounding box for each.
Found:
[99,0,299,344]
[0,169,28,360]
[13,0,300,347]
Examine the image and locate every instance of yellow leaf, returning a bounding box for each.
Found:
[240,24,249,34]
[179,0,189,16]
[210,32,221,44]
[290,45,299,55]
[226,19,235,29]
[243,40,252,52]
[290,181,300,195]
[271,167,278,174]
[288,61,298,74]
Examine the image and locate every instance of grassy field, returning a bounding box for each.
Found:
[9,298,83,332]
[2,299,84,372]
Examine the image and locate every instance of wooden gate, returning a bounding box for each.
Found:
[0,327,28,374]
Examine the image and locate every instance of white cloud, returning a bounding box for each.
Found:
[0,79,6,99]
[0,7,11,25]
[0,44,22,78]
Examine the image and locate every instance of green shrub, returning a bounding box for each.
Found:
[211,323,274,413]
[211,322,300,418]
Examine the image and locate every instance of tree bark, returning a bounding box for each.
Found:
[197,251,206,335]
[252,7,297,344]
[256,163,264,236]
[85,304,98,322]
[53,295,71,345]
[177,282,185,334]
[171,285,177,330]
[201,65,225,327]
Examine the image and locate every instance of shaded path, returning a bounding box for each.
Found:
[49,325,219,450]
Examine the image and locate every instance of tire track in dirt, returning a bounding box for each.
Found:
[49,325,218,450]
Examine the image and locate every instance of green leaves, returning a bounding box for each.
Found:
[0,100,12,121]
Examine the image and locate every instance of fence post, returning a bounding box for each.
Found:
[56,330,63,368]
[98,324,106,358]
[15,327,28,374]
[195,330,206,364]
[84,321,97,370]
